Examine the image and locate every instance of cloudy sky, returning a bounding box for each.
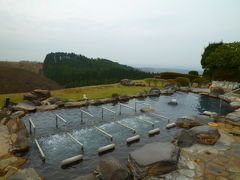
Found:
[0,0,239,69]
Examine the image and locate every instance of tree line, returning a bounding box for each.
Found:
[43,52,153,87]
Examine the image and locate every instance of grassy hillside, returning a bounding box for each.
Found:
[0,66,61,94]
[43,52,153,87]
[0,61,43,74]
[0,83,151,107]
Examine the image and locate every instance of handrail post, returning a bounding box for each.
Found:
[81,111,83,122]
[120,104,121,115]
[102,108,104,119]
[29,120,32,134]
[56,115,58,128]
[29,118,36,137]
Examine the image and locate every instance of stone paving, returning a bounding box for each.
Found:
[147,126,240,180]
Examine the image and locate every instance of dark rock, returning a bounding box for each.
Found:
[0,108,11,122]
[46,96,63,104]
[176,115,214,129]
[64,101,88,108]
[230,101,240,109]
[12,100,36,112]
[164,83,178,90]
[161,88,176,95]
[176,129,195,147]
[225,111,240,126]
[96,157,129,180]
[112,93,120,99]
[32,89,51,100]
[189,125,220,145]
[128,142,179,179]
[179,87,191,92]
[137,91,148,97]
[23,93,38,101]
[168,99,178,105]
[176,125,220,147]
[149,88,160,96]
[36,104,58,111]
[119,94,131,101]
[24,89,51,106]
[10,111,25,119]
[209,87,225,97]
[88,99,106,105]
[8,168,42,180]
[190,88,210,95]
[120,79,135,86]
[102,98,116,103]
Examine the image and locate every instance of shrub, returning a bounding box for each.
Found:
[164,79,178,88]
[188,70,199,76]
[193,77,208,83]
[152,78,159,87]
[158,72,198,82]
[144,78,154,86]
[175,77,190,86]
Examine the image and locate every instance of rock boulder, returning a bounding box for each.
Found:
[209,87,225,97]
[128,142,179,179]
[96,157,129,180]
[225,111,240,126]
[230,101,240,109]
[189,125,220,145]
[12,100,36,112]
[149,88,160,96]
[120,79,135,86]
[176,115,214,129]
[8,168,42,180]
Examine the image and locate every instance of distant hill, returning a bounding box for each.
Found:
[0,66,62,94]
[135,67,203,75]
[43,52,153,87]
[0,61,43,75]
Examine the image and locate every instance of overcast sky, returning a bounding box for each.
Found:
[0,0,239,69]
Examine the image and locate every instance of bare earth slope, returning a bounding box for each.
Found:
[0,66,61,94]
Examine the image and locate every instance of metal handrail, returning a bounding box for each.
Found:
[94,126,113,141]
[119,103,135,114]
[35,138,45,161]
[29,118,36,137]
[134,101,151,111]
[115,121,136,133]
[102,106,116,121]
[80,110,94,122]
[55,114,67,128]
[135,117,154,127]
[66,132,84,150]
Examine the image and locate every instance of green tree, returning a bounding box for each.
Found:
[188,70,199,76]
[200,42,240,82]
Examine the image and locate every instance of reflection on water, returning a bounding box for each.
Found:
[22,92,233,180]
